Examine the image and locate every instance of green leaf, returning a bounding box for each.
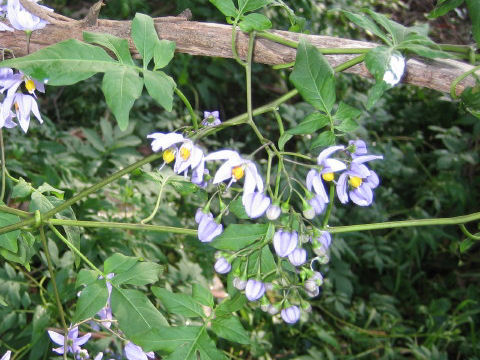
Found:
[238,13,272,32]
[287,112,330,135]
[144,70,176,112]
[367,81,390,109]
[342,10,391,45]
[335,118,359,133]
[29,191,54,213]
[0,39,116,85]
[334,102,361,133]
[290,38,335,114]
[83,31,134,65]
[259,245,276,281]
[211,316,250,344]
[228,198,249,219]
[154,40,176,70]
[365,10,405,44]
[192,283,214,307]
[75,269,98,288]
[104,253,138,274]
[133,326,202,353]
[0,213,20,253]
[310,130,335,149]
[210,224,269,251]
[428,0,464,18]
[82,128,106,152]
[216,292,247,316]
[111,287,168,339]
[100,118,113,145]
[397,44,451,59]
[111,262,163,286]
[73,279,108,323]
[238,0,270,14]
[37,183,64,199]
[466,0,480,45]
[131,13,159,68]
[101,68,144,131]
[152,287,205,318]
[209,0,238,17]
[11,178,32,198]
[278,132,293,151]
[365,46,394,82]
[0,232,34,267]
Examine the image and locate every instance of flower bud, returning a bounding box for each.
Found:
[245,279,265,302]
[273,230,298,257]
[260,304,269,312]
[233,277,247,290]
[288,248,307,267]
[198,217,223,243]
[214,257,231,274]
[306,287,320,298]
[302,205,315,220]
[243,191,271,219]
[281,201,290,213]
[281,306,301,324]
[264,282,273,291]
[266,204,281,220]
[268,304,280,315]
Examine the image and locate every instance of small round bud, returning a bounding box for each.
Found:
[268,304,279,315]
[214,257,231,274]
[288,248,307,267]
[245,279,266,302]
[260,304,269,312]
[281,306,301,324]
[281,201,290,213]
[233,277,247,290]
[302,206,315,220]
[266,204,281,220]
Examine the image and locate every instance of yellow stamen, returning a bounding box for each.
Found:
[180,147,191,160]
[162,149,175,163]
[322,172,334,182]
[14,102,19,111]
[232,166,245,180]
[25,79,36,93]
[349,176,362,188]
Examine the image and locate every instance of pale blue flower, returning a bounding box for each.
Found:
[7,0,52,32]
[273,229,298,258]
[266,203,281,220]
[348,140,367,158]
[214,257,231,274]
[124,342,154,360]
[197,211,223,242]
[281,306,300,324]
[47,327,91,355]
[202,110,221,126]
[288,248,307,266]
[242,191,270,219]
[245,279,265,301]
[1,351,11,360]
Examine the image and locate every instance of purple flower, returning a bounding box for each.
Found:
[242,191,270,219]
[202,110,221,126]
[266,204,281,220]
[1,351,11,360]
[348,140,367,158]
[308,194,326,215]
[214,257,231,274]
[273,230,298,258]
[47,327,91,355]
[245,279,265,301]
[337,154,383,206]
[288,248,307,267]
[124,342,155,360]
[197,214,223,242]
[305,271,323,297]
[7,0,52,32]
[281,306,301,324]
[233,277,247,290]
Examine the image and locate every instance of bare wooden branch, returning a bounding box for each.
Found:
[0,7,477,94]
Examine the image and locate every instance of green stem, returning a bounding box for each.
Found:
[48,223,104,276]
[273,61,295,70]
[459,224,480,240]
[0,129,5,202]
[450,64,480,99]
[39,227,68,360]
[273,110,284,135]
[231,19,247,67]
[175,87,198,130]
[0,205,30,218]
[48,218,197,236]
[141,174,172,224]
[334,54,366,73]
[327,211,480,234]
[321,183,336,228]
[279,151,315,161]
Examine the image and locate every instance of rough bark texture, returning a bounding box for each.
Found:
[0,13,476,95]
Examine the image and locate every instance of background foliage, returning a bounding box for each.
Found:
[0,0,479,359]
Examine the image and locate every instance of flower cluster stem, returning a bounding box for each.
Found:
[175,87,198,130]
[321,183,336,228]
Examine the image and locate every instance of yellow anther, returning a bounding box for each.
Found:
[180,147,191,160]
[162,149,175,163]
[349,176,362,188]
[14,102,19,111]
[25,79,36,93]
[322,172,334,182]
[232,166,245,180]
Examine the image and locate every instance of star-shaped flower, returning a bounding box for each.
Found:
[47,327,91,355]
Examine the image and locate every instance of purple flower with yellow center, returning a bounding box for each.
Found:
[202,110,221,126]
[245,279,265,301]
[173,139,204,178]
[242,191,270,219]
[124,342,155,360]
[281,305,301,324]
[204,150,264,198]
[306,145,346,204]
[47,327,91,355]
[7,0,52,32]
[337,154,382,206]
[273,229,298,258]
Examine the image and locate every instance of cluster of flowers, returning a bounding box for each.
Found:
[0,0,51,132]
[148,127,383,324]
[47,273,155,360]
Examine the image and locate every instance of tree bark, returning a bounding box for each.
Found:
[0,14,476,95]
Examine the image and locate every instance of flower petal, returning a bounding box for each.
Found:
[352,155,383,164]
[47,330,65,346]
[317,145,344,165]
[336,172,348,204]
[204,149,240,162]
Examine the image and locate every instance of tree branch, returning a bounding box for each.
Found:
[0,4,477,94]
